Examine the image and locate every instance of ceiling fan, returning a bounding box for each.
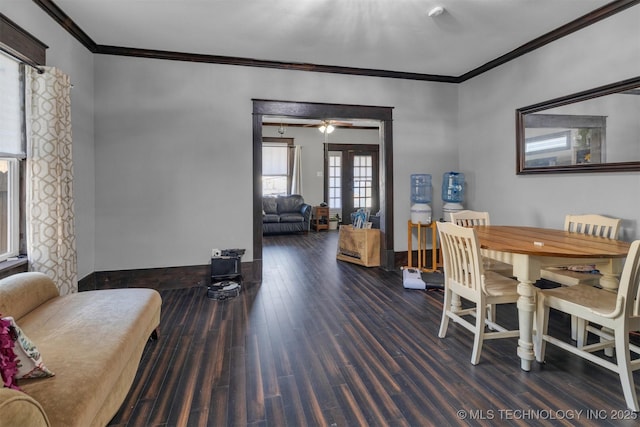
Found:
[305,119,353,134]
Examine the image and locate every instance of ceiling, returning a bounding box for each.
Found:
[48,0,618,78]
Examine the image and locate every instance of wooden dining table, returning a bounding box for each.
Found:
[473,225,631,371]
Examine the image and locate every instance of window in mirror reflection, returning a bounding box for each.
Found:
[525,131,570,153]
[524,115,605,167]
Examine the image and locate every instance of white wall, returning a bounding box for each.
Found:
[6,2,638,276]
[93,58,458,269]
[1,1,96,280]
[458,7,640,241]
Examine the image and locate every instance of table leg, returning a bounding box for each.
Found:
[598,274,616,356]
[511,254,541,371]
[597,258,623,291]
[516,280,537,371]
[597,259,622,357]
[417,223,423,270]
[431,222,438,271]
[599,273,620,291]
[598,276,617,357]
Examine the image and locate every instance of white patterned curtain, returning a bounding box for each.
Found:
[26,67,78,295]
[291,145,303,195]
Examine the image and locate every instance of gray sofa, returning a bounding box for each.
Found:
[262,195,311,234]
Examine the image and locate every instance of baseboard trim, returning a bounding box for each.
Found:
[79,261,257,292]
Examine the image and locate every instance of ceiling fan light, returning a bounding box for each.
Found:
[428,6,444,17]
[318,123,335,134]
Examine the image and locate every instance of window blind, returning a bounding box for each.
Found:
[262,143,288,175]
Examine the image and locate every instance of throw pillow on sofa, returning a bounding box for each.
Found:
[1,316,54,379]
[0,315,20,389]
[263,197,278,215]
[277,195,304,214]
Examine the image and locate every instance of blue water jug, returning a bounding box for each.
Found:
[442,172,464,203]
[410,174,432,224]
[410,174,432,204]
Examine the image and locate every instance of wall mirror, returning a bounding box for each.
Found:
[516,76,640,174]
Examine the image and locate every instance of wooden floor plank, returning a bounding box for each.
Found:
[147,334,193,426]
[263,395,286,427]
[332,383,371,427]
[278,374,309,427]
[109,231,640,426]
[227,346,248,426]
[341,364,401,426]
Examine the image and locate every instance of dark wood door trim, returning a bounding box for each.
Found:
[253,100,394,281]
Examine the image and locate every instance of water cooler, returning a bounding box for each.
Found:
[442,171,465,221]
[410,174,432,224]
[403,174,441,290]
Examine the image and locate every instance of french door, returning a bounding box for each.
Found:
[325,144,379,225]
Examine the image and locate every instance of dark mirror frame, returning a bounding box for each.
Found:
[516,75,640,174]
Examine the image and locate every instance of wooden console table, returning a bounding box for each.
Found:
[406,220,439,272]
[311,206,330,231]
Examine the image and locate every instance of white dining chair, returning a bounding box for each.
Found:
[449,210,490,227]
[449,210,513,278]
[535,240,640,412]
[541,214,622,346]
[436,221,519,365]
[449,210,514,325]
[541,214,622,287]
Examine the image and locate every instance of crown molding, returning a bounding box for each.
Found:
[95,44,459,82]
[33,0,98,53]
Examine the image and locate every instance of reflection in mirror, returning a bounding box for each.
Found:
[516,76,640,174]
[524,115,606,167]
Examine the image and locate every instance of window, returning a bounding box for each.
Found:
[0,52,25,261]
[353,154,373,209]
[328,152,342,209]
[262,137,293,196]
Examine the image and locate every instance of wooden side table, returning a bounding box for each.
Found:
[311,206,330,231]
[406,220,439,272]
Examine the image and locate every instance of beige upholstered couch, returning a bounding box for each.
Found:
[0,272,161,427]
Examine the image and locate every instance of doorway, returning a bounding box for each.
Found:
[252,100,394,282]
[326,144,380,224]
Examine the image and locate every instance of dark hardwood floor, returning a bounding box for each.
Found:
[109,231,639,426]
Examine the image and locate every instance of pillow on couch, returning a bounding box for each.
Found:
[1,317,54,380]
[263,197,278,215]
[277,195,304,213]
[0,316,20,389]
